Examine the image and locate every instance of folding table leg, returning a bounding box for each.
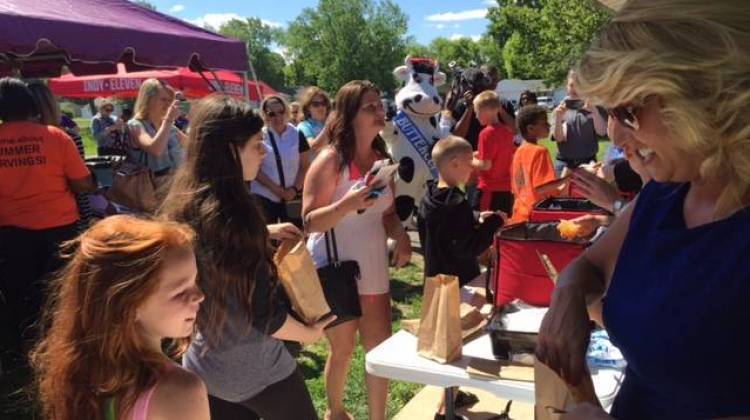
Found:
[444,387,456,420]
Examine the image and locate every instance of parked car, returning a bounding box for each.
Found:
[537,96,554,110]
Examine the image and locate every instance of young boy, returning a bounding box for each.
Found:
[471,90,516,215]
[509,105,569,224]
[417,135,505,420]
[417,135,506,287]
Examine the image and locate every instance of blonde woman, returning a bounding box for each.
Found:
[250,95,311,225]
[128,79,187,178]
[536,1,750,418]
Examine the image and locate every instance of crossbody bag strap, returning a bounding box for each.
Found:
[323,228,341,266]
[267,130,286,188]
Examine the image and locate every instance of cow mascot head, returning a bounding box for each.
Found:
[383,55,446,226]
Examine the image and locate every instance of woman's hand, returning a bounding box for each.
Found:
[338,182,376,214]
[281,187,297,202]
[572,170,619,212]
[536,285,592,386]
[164,100,181,123]
[391,231,412,268]
[560,403,613,420]
[268,223,303,242]
[567,214,611,238]
[301,315,338,345]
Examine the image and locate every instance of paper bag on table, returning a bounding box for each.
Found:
[534,360,600,420]
[403,304,486,342]
[274,239,331,324]
[417,274,463,363]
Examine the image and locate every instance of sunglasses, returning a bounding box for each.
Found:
[265,110,285,118]
[606,96,655,131]
[102,107,114,112]
[310,100,327,108]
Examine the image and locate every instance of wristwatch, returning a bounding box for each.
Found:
[612,199,625,215]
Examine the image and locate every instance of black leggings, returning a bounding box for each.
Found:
[207,368,317,420]
[0,223,78,356]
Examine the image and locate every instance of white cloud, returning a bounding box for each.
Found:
[436,23,446,29]
[482,0,497,6]
[261,19,284,28]
[169,4,184,13]
[188,12,242,28]
[453,24,461,28]
[426,9,487,22]
[450,34,482,42]
[187,13,284,29]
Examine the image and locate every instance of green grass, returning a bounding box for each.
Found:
[299,261,426,419]
[74,117,97,157]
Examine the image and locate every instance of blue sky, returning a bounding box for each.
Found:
[147,0,495,47]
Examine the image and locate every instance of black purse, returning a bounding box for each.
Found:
[316,229,362,328]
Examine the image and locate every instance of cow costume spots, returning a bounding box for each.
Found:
[382,56,446,224]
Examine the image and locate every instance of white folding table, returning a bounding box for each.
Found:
[366,329,624,418]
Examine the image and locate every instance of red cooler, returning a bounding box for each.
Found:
[492,222,588,307]
[529,197,608,223]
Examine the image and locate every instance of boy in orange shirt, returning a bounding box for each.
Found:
[471,91,516,215]
[510,105,569,223]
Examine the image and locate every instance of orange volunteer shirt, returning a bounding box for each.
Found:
[509,141,557,224]
[0,121,90,229]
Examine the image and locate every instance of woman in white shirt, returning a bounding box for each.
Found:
[250,95,311,224]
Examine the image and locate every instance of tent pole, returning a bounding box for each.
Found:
[241,71,250,101]
[246,57,263,105]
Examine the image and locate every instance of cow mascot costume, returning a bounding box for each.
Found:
[384,56,446,225]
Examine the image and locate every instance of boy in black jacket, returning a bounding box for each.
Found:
[418,135,506,287]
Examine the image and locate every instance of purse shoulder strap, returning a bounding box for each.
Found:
[323,228,340,265]
[267,130,286,188]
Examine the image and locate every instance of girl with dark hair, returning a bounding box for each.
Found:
[303,81,412,420]
[30,216,208,420]
[518,90,538,107]
[161,94,333,420]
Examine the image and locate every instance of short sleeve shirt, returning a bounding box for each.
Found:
[476,123,516,191]
[127,119,183,173]
[250,124,310,203]
[297,118,325,140]
[509,142,557,224]
[0,121,90,229]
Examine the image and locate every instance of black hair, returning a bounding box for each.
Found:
[0,77,37,122]
[519,90,538,106]
[516,105,549,139]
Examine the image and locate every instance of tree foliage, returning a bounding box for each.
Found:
[487,0,611,85]
[218,18,287,90]
[282,0,408,95]
[132,0,156,11]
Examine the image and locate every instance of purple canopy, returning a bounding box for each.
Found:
[0,0,249,78]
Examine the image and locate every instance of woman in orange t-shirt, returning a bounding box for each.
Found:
[0,77,96,356]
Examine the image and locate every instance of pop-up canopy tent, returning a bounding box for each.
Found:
[0,0,254,97]
[49,64,278,101]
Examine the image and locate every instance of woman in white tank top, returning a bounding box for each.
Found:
[303,81,411,420]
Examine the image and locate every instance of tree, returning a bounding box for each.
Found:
[132,0,156,11]
[283,0,408,95]
[219,18,287,90]
[486,0,611,85]
[428,37,482,69]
